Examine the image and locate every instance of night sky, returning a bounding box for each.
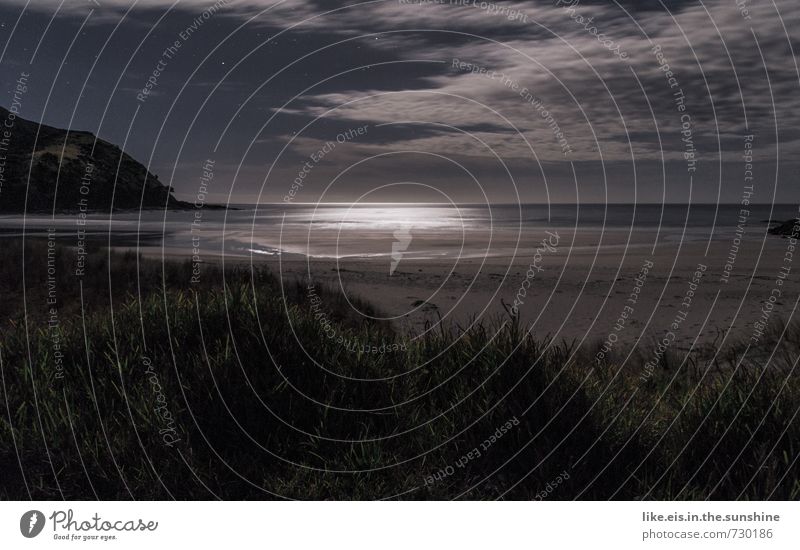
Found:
[1,0,798,204]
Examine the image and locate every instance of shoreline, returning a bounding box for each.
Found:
[131,235,796,351]
[1,216,795,351]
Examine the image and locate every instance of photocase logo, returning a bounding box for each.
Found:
[390,226,412,275]
[20,510,45,538]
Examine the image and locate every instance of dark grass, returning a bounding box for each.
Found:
[0,240,798,500]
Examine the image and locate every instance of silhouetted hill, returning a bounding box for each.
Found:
[0,106,190,212]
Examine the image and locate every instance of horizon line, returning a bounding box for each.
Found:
[225,201,800,207]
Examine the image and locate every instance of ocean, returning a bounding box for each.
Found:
[2,203,796,261]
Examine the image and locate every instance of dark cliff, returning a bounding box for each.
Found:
[0,106,188,212]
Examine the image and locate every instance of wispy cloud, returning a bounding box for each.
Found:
[3,0,798,201]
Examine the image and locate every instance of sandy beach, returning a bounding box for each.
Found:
[5,203,797,352]
[138,227,797,353]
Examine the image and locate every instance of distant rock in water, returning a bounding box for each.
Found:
[769,218,800,237]
[0,106,190,212]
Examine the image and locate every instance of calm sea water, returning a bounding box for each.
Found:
[2,203,796,260]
